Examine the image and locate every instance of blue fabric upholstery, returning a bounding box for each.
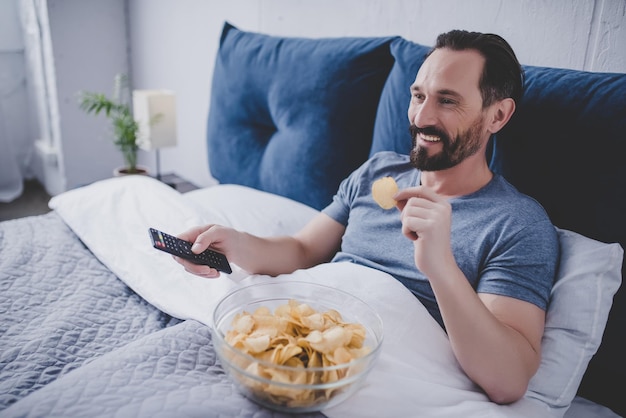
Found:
[491,66,626,245]
[207,22,395,210]
[206,27,626,414]
[491,66,626,411]
[371,37,431,156]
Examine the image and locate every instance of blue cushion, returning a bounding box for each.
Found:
[207,22,395,210]
[489,66,626,413]
[371,37,431,156]
[491,66,626,244]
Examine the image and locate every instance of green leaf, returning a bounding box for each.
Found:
[77,73,140,170]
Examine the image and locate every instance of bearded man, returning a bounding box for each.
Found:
[175,30,559,405]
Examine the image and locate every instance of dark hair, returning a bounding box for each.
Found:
[428,30,524,107]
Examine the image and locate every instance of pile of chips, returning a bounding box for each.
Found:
[224,299,371,407]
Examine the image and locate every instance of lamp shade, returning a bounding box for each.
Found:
[133,90,177,150]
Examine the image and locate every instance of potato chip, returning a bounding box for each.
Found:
[306,326,351,354]
[224,299,371,407]
[232,312,254,334]
[372,176,398,209]
[328,346,352,364]
[300,312,325,331]
[270,343,302,365]
[243,333,271,353]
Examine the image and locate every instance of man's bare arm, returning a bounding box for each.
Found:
[395,186,544,403]
[175,213,345,278]
[431,264,544,403]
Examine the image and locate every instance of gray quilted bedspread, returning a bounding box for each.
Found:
[0,213,323,418]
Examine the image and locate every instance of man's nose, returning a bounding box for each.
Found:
[410,99,437,127]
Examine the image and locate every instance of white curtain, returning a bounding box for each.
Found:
[0,0,59,202]
[0,70,25,202]
[0,0,32,202]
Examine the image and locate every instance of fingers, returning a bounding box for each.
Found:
[173,224,223,279]
[176,225,211,242]
[394,186,449,241]
[394,185,443,213]
[402,224,419,241]
[395,198,406,212]
[173,255,221,279]
[400,204,430,241]
[177,224,217,254]
[394,186,440,204]
[394,186,439,220]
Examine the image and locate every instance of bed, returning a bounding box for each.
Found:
[1,22,625,418]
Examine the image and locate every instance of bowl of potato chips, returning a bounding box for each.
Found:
[211,280,384,413]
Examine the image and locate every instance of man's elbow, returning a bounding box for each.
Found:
[484,381,528,405]
[477,351,539,404]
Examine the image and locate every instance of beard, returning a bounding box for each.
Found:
[409,116,485,171]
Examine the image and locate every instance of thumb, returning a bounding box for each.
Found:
[395,196,406,212]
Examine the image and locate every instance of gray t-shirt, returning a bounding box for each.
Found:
[323,151,559,328]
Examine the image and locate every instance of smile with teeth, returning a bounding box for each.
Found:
[420,133,441,142]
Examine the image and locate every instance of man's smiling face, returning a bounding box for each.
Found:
[407,48,491,171]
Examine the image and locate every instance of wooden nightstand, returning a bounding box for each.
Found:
[157,173,199,193]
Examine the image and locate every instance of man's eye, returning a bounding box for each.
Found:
[441,98,456,105]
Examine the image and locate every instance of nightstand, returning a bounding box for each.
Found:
[157,173,199,193]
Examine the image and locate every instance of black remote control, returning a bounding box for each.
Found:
[149,228,233,274]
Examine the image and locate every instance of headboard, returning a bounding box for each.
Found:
[494,65,626,410]
[207,23,626,413]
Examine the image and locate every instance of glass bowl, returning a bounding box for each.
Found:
[211,280,384,413]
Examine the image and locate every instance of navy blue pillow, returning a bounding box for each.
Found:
[207,22,394,210]
[491,66,626,245]
[490,66,626,414]
[371,37,431,156]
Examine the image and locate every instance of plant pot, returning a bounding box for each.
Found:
[113,166,149,177]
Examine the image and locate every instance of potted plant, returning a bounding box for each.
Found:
[79,74,146,175]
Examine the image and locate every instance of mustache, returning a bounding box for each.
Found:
[409,124,449,144]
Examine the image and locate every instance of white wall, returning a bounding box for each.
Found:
[45,0,131,190]
[127,0,626,189]
[7,0,625,195]
[127,1,260,185]
[13,0,132,196]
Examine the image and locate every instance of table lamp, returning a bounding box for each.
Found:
[132,90,177,181]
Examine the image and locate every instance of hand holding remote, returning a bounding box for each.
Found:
[149,228,233,274]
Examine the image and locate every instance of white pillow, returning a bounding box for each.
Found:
[186,185,624,413]
[182,184,319,236]
[527,228,622,411]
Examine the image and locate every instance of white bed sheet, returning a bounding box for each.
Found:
[48,176,620,418]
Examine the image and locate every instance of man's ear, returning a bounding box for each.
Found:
[488,98,516,134]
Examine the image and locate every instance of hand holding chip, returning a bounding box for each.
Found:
[387,183,455,280]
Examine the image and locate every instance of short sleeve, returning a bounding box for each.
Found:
[477,221,559,310]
